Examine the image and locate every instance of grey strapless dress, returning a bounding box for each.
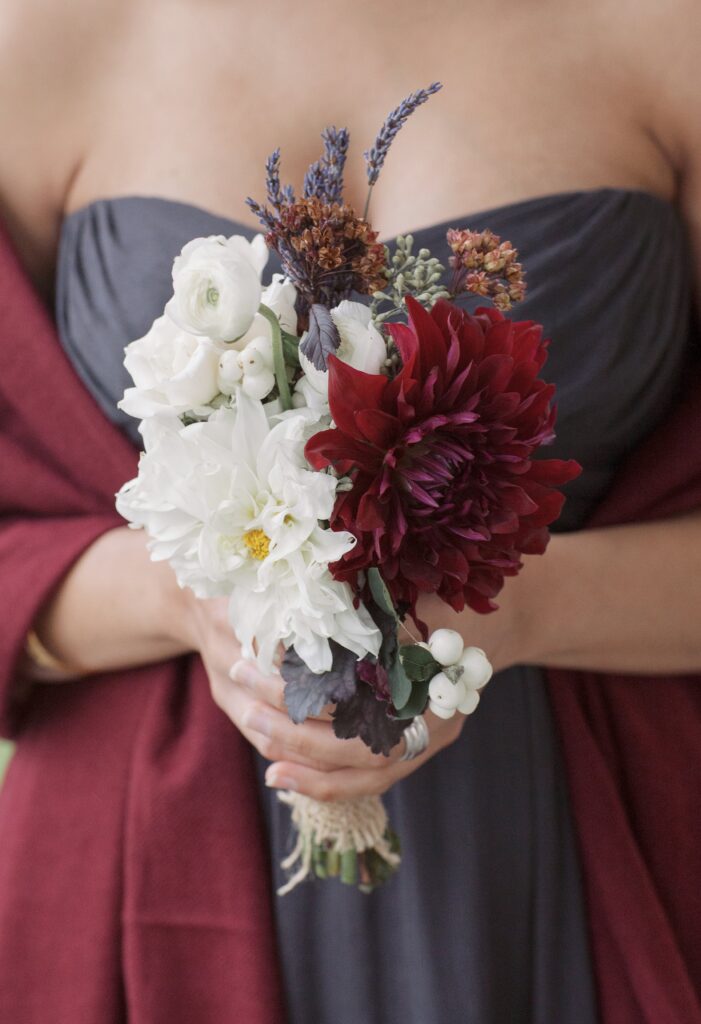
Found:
[55,188,694,1024]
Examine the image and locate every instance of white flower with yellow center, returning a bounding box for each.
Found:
[116,394,381,673]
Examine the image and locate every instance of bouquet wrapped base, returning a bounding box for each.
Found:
[277,792,400,894]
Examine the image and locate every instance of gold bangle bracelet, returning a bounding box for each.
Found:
[24,628,80,678]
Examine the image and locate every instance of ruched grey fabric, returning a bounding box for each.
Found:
[55,188,694,1024]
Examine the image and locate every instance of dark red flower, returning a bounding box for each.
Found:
[305,295,581,622]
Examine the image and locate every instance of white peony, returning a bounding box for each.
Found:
[296,299,387,409]
[166,233,269,342]
[116,394,381,673]
[119,315,224,419]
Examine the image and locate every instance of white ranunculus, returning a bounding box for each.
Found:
[119,315,224,419]
[296,300,387,409]
[165,233,268,342]
[116,395,381,672]
[331,300,388,372]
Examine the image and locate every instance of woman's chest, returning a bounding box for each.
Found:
[68,1,671,239]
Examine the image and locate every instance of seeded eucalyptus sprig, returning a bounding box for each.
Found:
[370,234,451,324]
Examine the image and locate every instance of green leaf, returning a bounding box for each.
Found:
[388,652,412,710]
[393,678,431,719]
[281,330,301,369]
[399,644,440,682]
[367,567,397,619]
[258,302,292,410]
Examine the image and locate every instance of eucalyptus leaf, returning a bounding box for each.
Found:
[399,644,441,682]
[393,678,431,719]
[388,653,412,710]
[367,567,397,620]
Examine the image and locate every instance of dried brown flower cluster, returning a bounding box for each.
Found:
[266,197,388,318]
[446,228,526,311]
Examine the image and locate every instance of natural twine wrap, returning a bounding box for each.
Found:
[276,791,401,895]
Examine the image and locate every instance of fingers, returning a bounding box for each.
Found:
[213,662,390,769]
[229,658,334,722]
[229,659,287,712]
[263,708,463,800]
[211,674,331,771]
[263,747,432,802]
[242,700,400,770]
[212,652,465,786]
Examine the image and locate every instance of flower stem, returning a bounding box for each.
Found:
[362,185,373,221]
[258,302,292,410]
[398,618,422,645]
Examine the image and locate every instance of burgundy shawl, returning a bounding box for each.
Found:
[0,215,700,1022]
[0,223,285,1021]
[546,346,701,1023]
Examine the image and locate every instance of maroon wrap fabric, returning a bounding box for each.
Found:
[0,223,286,1021]
[545,347,701,1023]
[1,211,700,1022]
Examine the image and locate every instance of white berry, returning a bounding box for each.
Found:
[246,335,274,368]
[428,628,465,667]
[238,345,268,377]
[217,350,244,394]
[459,647,493,690]
[242,369,276,401]
[457,688,480,715]
[427,672,466,719]
[428,701,456,720]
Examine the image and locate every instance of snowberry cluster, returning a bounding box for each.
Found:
[217,336,277,401]
[424,629,493,719]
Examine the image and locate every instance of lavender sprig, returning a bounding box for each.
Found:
[265,149,284,211]
[321,126,349,205]
[246,148,295,231]
[303,126,350,205]
[362,82,443,218]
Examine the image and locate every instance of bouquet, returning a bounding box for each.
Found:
[116,82,580,893]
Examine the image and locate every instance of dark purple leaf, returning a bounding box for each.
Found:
[300,304,341,371]
[281,641,358,724]
[333,680,408,756]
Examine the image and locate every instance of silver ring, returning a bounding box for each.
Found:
[399,714,430,761]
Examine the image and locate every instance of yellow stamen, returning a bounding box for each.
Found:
[243,528,271,560]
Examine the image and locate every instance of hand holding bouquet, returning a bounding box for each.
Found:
[117,82,580,892]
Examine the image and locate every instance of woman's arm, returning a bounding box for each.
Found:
[28,526,194,677]
[523,509,701,672]
[417,509,701,677]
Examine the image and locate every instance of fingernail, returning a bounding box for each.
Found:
[265,768,297,790]
[244,710,273,737]
[229,661,253,686]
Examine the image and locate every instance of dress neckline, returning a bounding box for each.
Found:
[61,185,678,247]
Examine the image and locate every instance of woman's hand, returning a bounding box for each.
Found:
[198,577,530,802]
[187,590,470,797]
[228,657,467,801]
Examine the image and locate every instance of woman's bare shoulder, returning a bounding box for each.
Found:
[608,0,701,175]
[0,0,127,288]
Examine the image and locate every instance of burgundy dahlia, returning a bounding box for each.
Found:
[305,295,581,621]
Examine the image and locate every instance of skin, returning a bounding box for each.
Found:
[2,0,701,802]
